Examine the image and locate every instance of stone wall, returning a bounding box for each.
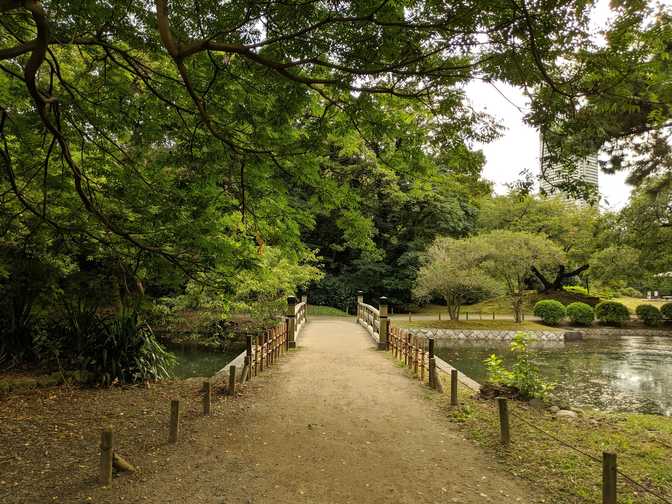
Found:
[406,328,563,341]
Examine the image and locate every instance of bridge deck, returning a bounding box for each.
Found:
[91,318,534,503]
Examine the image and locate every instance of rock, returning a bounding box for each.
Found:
[564,331,584,341]
[549,406,560,413]
[556,409,578,420]
[529,398,546,410]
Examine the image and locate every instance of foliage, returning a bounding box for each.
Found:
[473,231,565,322]
[414,237,499,320]
[620,287,643,298]
[590,245,642,290]
[533,300,566,325]
[563,285,589,296]
[661,303,672,321]
[566,302,594,326]
[635,305,663,327]
[483,333,554,400]
[595,301,630,326]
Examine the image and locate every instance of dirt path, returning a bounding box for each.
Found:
[83,318,535,503]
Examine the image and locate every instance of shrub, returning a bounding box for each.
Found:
[483,332,554,400]
[563,285,589,296]
[566,302,594,326]
[661,303,672,321]
[635,304,662,327]
[533,299,566,325]
[620,287,644,298]
[595,301,630,326]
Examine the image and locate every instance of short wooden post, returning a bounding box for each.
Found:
[100,428,113,486]
[378,297,389,351]
[202,381,211,415]
[466,311,469,321]
[496,397,510,446]
[169,399,180,443]
[493,311,495,320]
[228,365,237,396]
[241,356,251,384]
[602,452,617,504]
[450,369,458,406]
[428,357,436,389]
[408,312,412,322]
[287,296,297,349]
[438,311,441,321]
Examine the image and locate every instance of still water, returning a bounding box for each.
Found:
[167,344,240,379]
[435,336,672,416]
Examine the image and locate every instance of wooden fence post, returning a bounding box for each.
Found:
[427,338,435,388]
[438,311,441,321]
[100,428,113,486]
[229,365,237,396]
[302,295,308,321]
[287,296,297,349]
[496,397,510,446]
[602,452,617,504]
[169,400,180,444]
[450,369,458,406]
[203,381,211,415]
[378,297,389,351]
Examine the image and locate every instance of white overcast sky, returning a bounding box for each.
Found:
[464,0,670,210]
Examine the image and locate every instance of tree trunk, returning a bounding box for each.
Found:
[531,264,590,291]
[512,294,524,323]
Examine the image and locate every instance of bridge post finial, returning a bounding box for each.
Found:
[378,297,389,351]
[286,296,297,349]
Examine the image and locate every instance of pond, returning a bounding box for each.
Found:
[435,335,672,416]
[166,343,241,379]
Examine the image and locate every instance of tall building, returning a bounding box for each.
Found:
[538,134,599,197]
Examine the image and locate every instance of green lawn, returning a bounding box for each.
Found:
[306,305,350,317]
[614,296,668,313]
[436,381,672,503]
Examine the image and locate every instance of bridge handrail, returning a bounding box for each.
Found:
[356,294,388,350]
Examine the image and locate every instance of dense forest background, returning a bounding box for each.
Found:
[1,0,671,381]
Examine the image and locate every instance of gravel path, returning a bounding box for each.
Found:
[82,318,536,503]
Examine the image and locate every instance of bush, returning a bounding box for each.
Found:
[620,287,644,298]
[483,332,554,400]
[595,301,630,326]
[635,304,663,327]
[533,299,566,325]
[661,303,672,321]
[563,285,589,296]
[566,302,595,326]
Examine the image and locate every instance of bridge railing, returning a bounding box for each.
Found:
[286,295,308,348]
[356,292,388,350]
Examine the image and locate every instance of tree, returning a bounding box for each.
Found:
[414,237,499,320]
[590,245,642,291]
[478,193,599,290]
[474,230,565,322]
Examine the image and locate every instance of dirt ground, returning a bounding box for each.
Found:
[1,318,540,503]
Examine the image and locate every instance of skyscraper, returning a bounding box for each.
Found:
[538,134,599,197]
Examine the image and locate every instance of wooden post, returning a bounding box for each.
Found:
[100,428,113,486]
[450,369,458,406]
[378,297,389,351]
[241,356,250,384]
[428,357,436,389]
[493,312,495,320]
[438,311,441,321]
[202,381,211,415]
[466,311,469,321]
[287,296,297,349]
[169,399,180,444]
[229,365,237,396]
[602,452,617,504]
[496,397,510,446]
[356,291,364,322]
[408,312,412,322]
[302,295,308,322]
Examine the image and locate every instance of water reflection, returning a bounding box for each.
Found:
[434,336,672,416]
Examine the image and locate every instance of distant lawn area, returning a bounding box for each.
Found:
[414,294,670,316]
[396,319,562,332]
[306,305,350,317]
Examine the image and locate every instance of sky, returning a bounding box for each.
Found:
[464,0,643,210]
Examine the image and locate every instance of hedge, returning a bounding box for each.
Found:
[636,304,662,327]
[566,302,594,326]
[595,301,630,326]
[661,303,672,321]
[533,299,566,325]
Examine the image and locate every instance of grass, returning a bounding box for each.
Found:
[396,319,562,332]
[614,296,668,313]
[437,382,672,503]
[306,305,350,317]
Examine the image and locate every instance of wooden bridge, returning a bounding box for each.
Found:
[88,294,535,503]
